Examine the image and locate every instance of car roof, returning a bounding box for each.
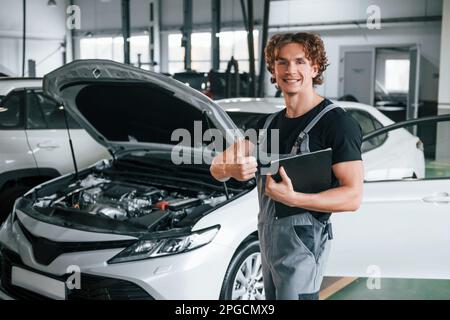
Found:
[216,97,395,126]
[0,78,43,95]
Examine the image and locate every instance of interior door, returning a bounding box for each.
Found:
[343,51,374,105]
[326,116,450,279]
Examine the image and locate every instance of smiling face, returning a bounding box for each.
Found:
[273,43,319,95]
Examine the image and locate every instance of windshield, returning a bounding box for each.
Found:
[226,112,267,131]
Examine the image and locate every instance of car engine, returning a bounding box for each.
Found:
[33,174,229,230]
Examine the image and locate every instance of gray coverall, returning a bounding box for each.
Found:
[256,104,341,300]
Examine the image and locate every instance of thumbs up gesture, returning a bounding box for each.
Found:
[210,139,258,182]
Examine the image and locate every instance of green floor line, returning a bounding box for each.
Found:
[327,278,450,300]
[425,160,450,178]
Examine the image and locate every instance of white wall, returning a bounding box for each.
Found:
[264,0,442,102]
[0,0,67,76]
[265,22,442,101]
[323,23,441,101]
[270,0,443,26]
[73,0,152,31]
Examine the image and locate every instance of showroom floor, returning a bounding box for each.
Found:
[426,160,450,178]
[326,278,450,300]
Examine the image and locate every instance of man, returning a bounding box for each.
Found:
[210,32,364,300]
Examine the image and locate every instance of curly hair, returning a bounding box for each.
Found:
[264,32,329,86]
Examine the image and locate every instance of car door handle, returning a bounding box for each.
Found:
[422,192,450,204]
[37,141,60,149]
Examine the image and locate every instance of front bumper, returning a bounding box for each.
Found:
[0,230,235,300]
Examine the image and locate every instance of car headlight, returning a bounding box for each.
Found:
[107,225,220,264]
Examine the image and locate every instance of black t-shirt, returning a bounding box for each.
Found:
[256,98,363,222]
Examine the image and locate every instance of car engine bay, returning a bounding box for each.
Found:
[30,171,235,232]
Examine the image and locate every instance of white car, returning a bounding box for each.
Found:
[216,97,426,181]
[0,78,109,221]
[0,61,449,301]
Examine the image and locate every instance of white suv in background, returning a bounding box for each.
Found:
[0,78,109,222]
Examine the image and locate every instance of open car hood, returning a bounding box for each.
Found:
[43,60,239,156]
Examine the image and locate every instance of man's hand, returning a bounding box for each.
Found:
[210,139,258,182]
[265,166,296,206]
[265,160,364,213]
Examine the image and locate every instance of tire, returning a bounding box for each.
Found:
[220,238,265,300]
[0,185,30,223]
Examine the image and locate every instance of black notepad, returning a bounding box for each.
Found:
[269,148,332,218]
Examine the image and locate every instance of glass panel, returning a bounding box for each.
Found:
[385,59,410,93]
[26,92,48,129]
[363,118,450,181]
[80,36,125,63]
[219,30,259,61]
[0,92,22,129]
[191,61,211,72]
[191,32,211,62]
[27,92,80,130]
[112,37,124,62]
[218,30,259,73]
[347,109,387,153]
[226,111,266,132]
[168,62,185,75]
[80,37,114,60]
[130,35,149,65]
[168,34,184,61]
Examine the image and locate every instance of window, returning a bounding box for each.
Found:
[168,34,185,74]
[363,117,450,181]
[167,30,259,74]
[0,91,24,129]
[226,111,266,132]
[26,91,80,130]
[385,59,410,93]
[80,37,123,62]
[191,33,212,72]
[80,35,149,67]
[219,30,259,73]
[346,109,387,153]
[130,36,150,69]
[168,33,212,74]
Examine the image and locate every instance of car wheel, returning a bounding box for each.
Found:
[0,185,30,223]
[220,238,265,300]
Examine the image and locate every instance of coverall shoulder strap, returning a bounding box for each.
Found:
[258,110,283,143]
[302,103,344,135]
[262,111,281,130]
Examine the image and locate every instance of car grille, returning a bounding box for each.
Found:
[17,219,136,265]
[0,248,154,300]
